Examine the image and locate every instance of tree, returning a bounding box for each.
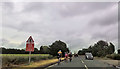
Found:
[109,42,115,54]
[40,46,50,54]
[33,48,39,54]
[1,47,40,54]
[95,40,109,56]
[77,40,115,57]
[118,49,120,54]
[34,48,38,52]
[78,50,83,55]
[49,40,69,56]
[97,40,108,48]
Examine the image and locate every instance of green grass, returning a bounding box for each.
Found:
[1,54,53,67]
[0,54,49,57]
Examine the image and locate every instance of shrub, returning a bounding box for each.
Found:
[106,54,120,60]
[106,54,112,58]
[112,54,120,60]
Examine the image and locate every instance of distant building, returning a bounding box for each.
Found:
[118,49,120,54]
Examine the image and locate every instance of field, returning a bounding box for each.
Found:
[1,54,50,57]
[1,54,53,67]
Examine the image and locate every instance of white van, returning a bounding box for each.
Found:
[85,53,93,60]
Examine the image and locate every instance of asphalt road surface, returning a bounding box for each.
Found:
[46,56,117,69]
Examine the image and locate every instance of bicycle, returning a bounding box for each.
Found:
[69,57,72,62]
[58,58,61,65]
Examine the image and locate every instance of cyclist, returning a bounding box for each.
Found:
[57,50,62,65]
[65,52,68,62]
[57,53,61,65]
[69,52,73,62]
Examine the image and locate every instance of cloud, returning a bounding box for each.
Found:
[2,2,118,52]
[58,2,116,17]
[17,42,25,49]
[1,38,27,49]
[23,2,116,17]
[0,38,19,48]
[0,38,9,46]
[90,4,118,26]
[2,2,14,14]
[91,23,118,40]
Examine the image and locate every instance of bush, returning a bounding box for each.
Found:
[112,54,120,60]
[106,54,120,60]
[106,54,112,58]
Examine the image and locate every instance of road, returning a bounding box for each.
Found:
[46,56,117,69]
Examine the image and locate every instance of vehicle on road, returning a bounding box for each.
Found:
[85,53,93,60]
[74,54,78,57]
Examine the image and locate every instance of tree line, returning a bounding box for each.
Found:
[1,48,40,54]
[1,40,69,56]
[118,49,120,54]
[78,40,115,57]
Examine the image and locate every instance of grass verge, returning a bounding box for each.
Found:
[12,58,64,69]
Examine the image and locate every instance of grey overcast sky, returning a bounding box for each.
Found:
[1,2,118,52]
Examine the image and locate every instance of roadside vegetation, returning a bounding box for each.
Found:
[1,40,69,56]
[106,54,120,60]
[118,49,120,54]
[78,40,120,60]
[1,54,53,67]
[1,40,69,68]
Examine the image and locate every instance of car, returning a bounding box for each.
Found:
[74,54,78,57]
[85,53,93,60]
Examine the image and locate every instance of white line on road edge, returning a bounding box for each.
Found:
[84,65,88,69]
[45,64,57,69]
[45,61,64,69]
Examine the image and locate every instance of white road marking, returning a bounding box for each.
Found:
[45,60,64,69]
[81,60,84,63]
[45,63,57,69]
[49,64,55,67]
[81,59,88,69]
[84,65,88,69]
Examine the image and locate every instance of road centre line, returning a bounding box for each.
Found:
[81,60,84,63]
[84,65,88,69]
[80,59,88,69]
